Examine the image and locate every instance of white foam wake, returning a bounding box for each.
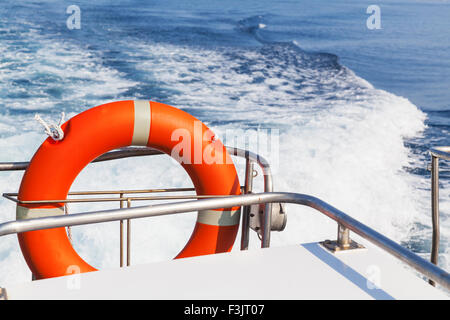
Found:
[132,42,429,251]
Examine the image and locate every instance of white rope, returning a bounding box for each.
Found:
[64,204,73,244]
[34,112,65,141]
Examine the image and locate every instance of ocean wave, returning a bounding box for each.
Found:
[131,40,428,252]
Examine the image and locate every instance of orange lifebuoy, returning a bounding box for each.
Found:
[17,101,241,279]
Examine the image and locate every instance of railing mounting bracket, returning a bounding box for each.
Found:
[320,239,365,253]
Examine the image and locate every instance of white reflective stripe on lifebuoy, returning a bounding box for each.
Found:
[132,100,151,146]
[197,208,241,226]
[16,206,65,220]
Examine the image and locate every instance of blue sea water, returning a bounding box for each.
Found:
[0,0,449,287]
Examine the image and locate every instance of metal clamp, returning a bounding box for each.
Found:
[249,202,287,237]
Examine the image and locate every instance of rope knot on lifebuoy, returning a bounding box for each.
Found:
[34,112,65,141]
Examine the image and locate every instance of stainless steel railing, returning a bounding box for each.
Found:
[1,146,450,290]
[0,192,449,290]
[4,187,246,267]
[0,146,274,265]
[429,146,450,286]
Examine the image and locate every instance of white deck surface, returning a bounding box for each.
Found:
[4,242,449,300]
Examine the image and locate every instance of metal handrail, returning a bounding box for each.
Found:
[0,145,274,264]
[0,146,274,248]
[2,146,449,290]
[430,146,450,161]
[0,192,449,290]
[3,187,247,268]
[0,146,273,182]
[0,147,164,171]
[3,188,246,204]
[429,146,450,286]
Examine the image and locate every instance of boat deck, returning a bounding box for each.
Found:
[4,241,447,300]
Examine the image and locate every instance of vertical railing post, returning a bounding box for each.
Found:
[261,177,272,248]
[127,198,131,267]
[119,193,124,267]
[430,155,440,286]
[337,224,350,249]
[240,159,254,250]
